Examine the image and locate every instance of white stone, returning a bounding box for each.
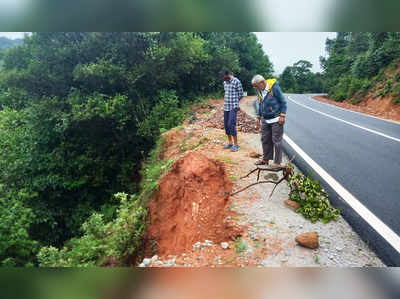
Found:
[221,242,229,249]
[151,255,158,262]
[143,258,151,266]
[193,241,201,249]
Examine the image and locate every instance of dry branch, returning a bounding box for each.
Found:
[231,156,295,198]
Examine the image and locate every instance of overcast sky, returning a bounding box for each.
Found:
[1,32,337,75]
[254,32,337,75]
[0,32,26,39]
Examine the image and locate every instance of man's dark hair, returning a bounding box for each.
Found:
[220,69,231,77]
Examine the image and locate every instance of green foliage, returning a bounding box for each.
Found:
[287,166,340,223]
[0,193,39,266]
[279,60,324,94]
[392,97,400,104]
[37,133,174,267]
[384,81,393,95]
[198,32,273,92]
[322,32,400,102]
[137,90,187,139]
[348,78,369,98]
[137,136,175,204]
[391,84,400,104]
[395,72,400,82]
[234,237,247,254]
[37,193,147,267]
[0,32,272,266]
[330,76,351,101]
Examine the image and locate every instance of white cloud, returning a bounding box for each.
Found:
[0,32,28,39]
[254,0,336,31]
[254,32,337,75]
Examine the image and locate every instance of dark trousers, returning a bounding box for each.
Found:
[224,108,238,136]
[261,121,283,163]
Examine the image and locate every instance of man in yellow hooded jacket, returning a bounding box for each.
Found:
[252,75,287,167]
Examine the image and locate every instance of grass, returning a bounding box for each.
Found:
[216,155,237,165]
[139,136,175,203]
[180,140,187,151]
[222,257,236,265]
[190,136,210,150]
[199,136,209,144]
[189,143,197,150]
[234,237,247,254]
[229,175,237,181]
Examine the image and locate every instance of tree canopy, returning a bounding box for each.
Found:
[0,32,272,266]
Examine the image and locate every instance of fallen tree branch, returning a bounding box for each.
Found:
[232,156,295,198]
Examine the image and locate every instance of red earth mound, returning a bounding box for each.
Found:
[146,152,241,257]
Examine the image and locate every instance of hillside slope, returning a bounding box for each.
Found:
[313,61,400,122]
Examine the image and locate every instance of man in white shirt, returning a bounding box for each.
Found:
[251,74,287,167]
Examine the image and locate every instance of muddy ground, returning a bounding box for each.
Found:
[139,97,384,267]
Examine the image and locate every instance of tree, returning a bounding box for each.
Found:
[0,32,273,265]
[320,32,400,101]
[279,60,323,93]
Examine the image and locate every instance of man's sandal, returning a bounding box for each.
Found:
[254,159,268,166]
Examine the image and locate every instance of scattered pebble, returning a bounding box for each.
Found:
[221,242,229,249]
[143,258,151,266]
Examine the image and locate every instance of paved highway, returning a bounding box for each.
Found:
[281,94,400,266]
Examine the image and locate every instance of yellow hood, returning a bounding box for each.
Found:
[257,78,277,102]
[266,78,277,91]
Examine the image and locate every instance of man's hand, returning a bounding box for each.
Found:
[256,118,261,126]
[279,116,285,125]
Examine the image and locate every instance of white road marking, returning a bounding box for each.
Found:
[303,94,400,125]
[283,134,400,254]
[288,96,400,143]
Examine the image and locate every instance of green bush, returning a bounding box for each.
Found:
[37,133,175,267]
[287,166,340,223]
[38,192,147,267]
[351,54,373,78]
[0,195,39,266]
[347,77,364,98]
[391,84,400,104]
[384,81,393,94]
[391,84,400,96]
[330,76,351,101]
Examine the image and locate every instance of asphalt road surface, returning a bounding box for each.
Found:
[281,94,400,266]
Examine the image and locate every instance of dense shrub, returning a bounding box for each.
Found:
[0,32,272,266]
[321,32,400,103]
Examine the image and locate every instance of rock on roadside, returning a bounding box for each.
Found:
[295,232,319,249]
[284,199,301,210]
